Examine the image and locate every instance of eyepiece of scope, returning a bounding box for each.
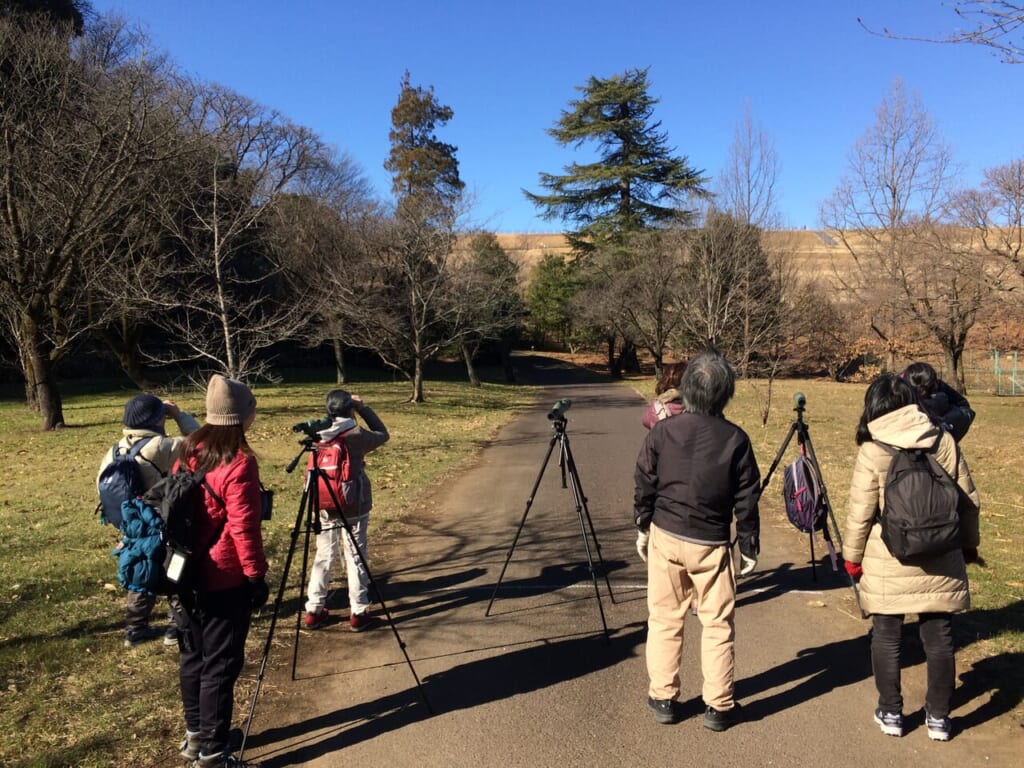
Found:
[793,392,807,407]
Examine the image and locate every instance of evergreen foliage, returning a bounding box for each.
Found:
[525,67,709,254]
[385,70,464,224]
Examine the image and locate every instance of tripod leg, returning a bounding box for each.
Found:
[306,464,433,714]
[562,441,611,641]
[809,530,817,581]
[760,422,798,492]
[485,432,559,616]
[799,431,867,617]
[240,476,315,759]
[327,507,433,713]
[561,435,615,604]
[290,493,318,680]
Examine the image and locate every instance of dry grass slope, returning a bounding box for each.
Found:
[493,230,859,284]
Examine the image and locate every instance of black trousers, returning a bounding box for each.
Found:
[871,612,955,717]
[179,586,252,755]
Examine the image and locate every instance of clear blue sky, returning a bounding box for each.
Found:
[91,0,1024,233]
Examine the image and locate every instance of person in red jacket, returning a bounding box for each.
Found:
[175,375,269,768]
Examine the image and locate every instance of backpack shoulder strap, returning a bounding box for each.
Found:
[925,435,956,480]
[126,435,153,459]
[874,440,897,455]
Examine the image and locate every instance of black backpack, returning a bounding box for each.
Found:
[116,467,224,595]
[877,438,962,560]
[97,437,154,529]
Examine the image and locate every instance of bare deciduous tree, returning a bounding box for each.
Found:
[955,159,1024,298]
[0,13,180,428]
[146,82,326,381]
[580,230,687,379]
[821,79,967,378]
[339,197,471,402]
[451,232,525,386]
[859,2,1024,64]
[675,212,781,376]
[717,104,782,230]
[269,150,379,384]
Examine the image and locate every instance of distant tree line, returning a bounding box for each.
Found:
[0,6,523,428]
[4,4,1024,431]
[523,70,1024,411]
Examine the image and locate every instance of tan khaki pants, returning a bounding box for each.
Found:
[646,524,737,710]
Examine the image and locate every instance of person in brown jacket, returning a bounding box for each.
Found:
[842,373,980,743]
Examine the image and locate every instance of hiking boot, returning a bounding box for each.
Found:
[124,625,162,648]
[703,705,734,732]
[192,751,259,767]
[646,697,676,724]
[179,731,201,761]
[164,624,180,647]
[303,608,329,630]
[925,712,951,741]
[349,611,372,632]
[874,708,903,737]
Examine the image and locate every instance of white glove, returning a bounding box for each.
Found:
[739,552,757,577]
[636,529,650,563]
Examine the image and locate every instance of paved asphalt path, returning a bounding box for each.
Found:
[229,356,1020,768]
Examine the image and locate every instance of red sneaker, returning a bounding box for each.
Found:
[349,611,371,632]
[303,608,329,629]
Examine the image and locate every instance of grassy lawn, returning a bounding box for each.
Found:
[0,375,538,768]
[1,368,1021,766]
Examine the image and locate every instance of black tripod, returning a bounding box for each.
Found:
[239,438,431,760]
[484,399,614,640]
[760,393,863,614]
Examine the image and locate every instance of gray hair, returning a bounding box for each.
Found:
[679,351,735,415]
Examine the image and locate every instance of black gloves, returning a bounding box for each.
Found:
[739,534,759,561]
[247,577,269,610]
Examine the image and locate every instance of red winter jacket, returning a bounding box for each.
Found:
[178,451,268,592]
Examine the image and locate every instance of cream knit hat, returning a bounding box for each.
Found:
[205,374,256,426]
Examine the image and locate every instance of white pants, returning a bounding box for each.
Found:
[304,510,370,616]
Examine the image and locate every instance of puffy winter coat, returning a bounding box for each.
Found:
[179,451,268,593]
[843,404,980,615]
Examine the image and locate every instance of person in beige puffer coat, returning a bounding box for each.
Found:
[842,373,980,743]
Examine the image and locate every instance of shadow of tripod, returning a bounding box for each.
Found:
[485,399,614,641]
[239,436,431,760]
[760,392,864,616]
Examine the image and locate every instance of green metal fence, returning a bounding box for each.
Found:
[919,351,1024,396]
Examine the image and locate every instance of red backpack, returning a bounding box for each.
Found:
[308,435,359,512]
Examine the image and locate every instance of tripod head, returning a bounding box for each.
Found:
[285,437,317,474]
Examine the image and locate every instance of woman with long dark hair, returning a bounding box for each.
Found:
[842,373,979,742]
[176,375,269,768]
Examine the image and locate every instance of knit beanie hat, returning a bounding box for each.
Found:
[123,394,166,430]
[325,389,354,418]
[205,374,256,426]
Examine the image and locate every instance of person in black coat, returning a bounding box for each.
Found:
[902,362,975,442]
